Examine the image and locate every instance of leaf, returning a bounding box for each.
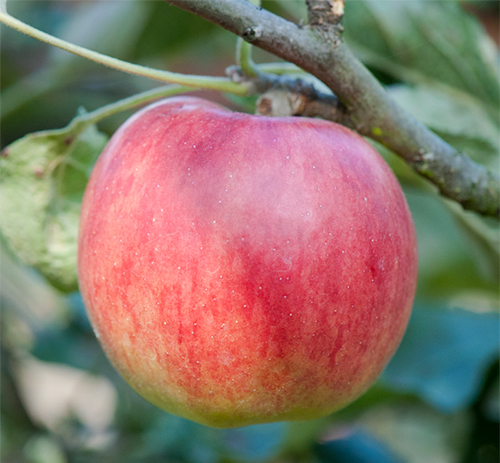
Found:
[23,435,67,463]
[343,0,499,111]
[140,413,286,462]
[31,324,103,371]
[315,427,404,463]
[222,423,287,461]
[49,1,150,67]
[382,307,500,412]
[0,122,107,292]
[403,189,499,298]
[389,84,499,166]
[355,404,469,463]
[274,0,308,22]
[445,201,500,283]
[0,240,68,329]
[131,1,220,60]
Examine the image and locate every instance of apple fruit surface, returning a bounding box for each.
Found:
[78,96,418,428]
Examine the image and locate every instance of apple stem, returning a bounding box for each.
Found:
[0,12,250,96]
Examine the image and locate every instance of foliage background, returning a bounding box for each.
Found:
[1,1,499,462]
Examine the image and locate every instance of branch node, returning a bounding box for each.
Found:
[242,26,261,42]
[256,90,306,117]
[226,65,246,83]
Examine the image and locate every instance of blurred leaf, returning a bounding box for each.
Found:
[49,2,150,70]
[1,2,150,120]
[0,120,107,291]
[273,0,308,22]
[356,404,469,463]
[383,307,500,412]
[405,189,499,297]
[139,415,218,463]
[389,84,499,166]
[52,2,149,60]
[445,201,500,282]
[0,240,68,330]
[483,369,500,422]
[130,2,219,61]
[315,427,404,463]
[222,422,287,461]
[344,0,499,112]
[281,417,332,455]
[23,435,67,463]
[386,84,500,280]
[30,324,101,372]
[138,413,286,463]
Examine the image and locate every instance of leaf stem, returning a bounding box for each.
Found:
[235,0,261,77]
[257,62,305,75]
[67,85,194,135]
[0,12,250,95]
[236,38,259,77]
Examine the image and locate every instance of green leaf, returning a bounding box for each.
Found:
[355,404,469,463]
[404,189,499,298]
[274,0,308,22]
[222,423,286,461]
[0,122,107,292]
[315,427,403,463]
[383,307,500,412]
[49,1,150,67]
[23,435,67,463]
[445,201,500,283]
[344,0,499,110]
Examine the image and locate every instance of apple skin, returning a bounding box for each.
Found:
[78,96,418,428]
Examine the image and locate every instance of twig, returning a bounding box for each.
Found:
[306,0,345,26]
[165,0,500,218]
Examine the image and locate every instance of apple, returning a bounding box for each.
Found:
[78,96,418,428]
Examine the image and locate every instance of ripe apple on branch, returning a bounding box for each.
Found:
[0,0,497,431]
[78,97,418,427]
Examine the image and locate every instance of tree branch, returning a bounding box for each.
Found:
[164,0,499,218]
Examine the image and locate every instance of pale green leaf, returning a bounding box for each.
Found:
[0,123,107,292]
[446,201,500,283]
[49,1,150,66]
[389,84,499,166]
[344,0,499,110]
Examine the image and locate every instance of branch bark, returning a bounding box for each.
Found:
[306,0,345,26]
[165,0,499,218]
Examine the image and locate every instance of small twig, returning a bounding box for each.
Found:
[306,0,344,26]
[256,89,346,122]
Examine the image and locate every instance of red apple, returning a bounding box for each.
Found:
[78,96,418,428]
